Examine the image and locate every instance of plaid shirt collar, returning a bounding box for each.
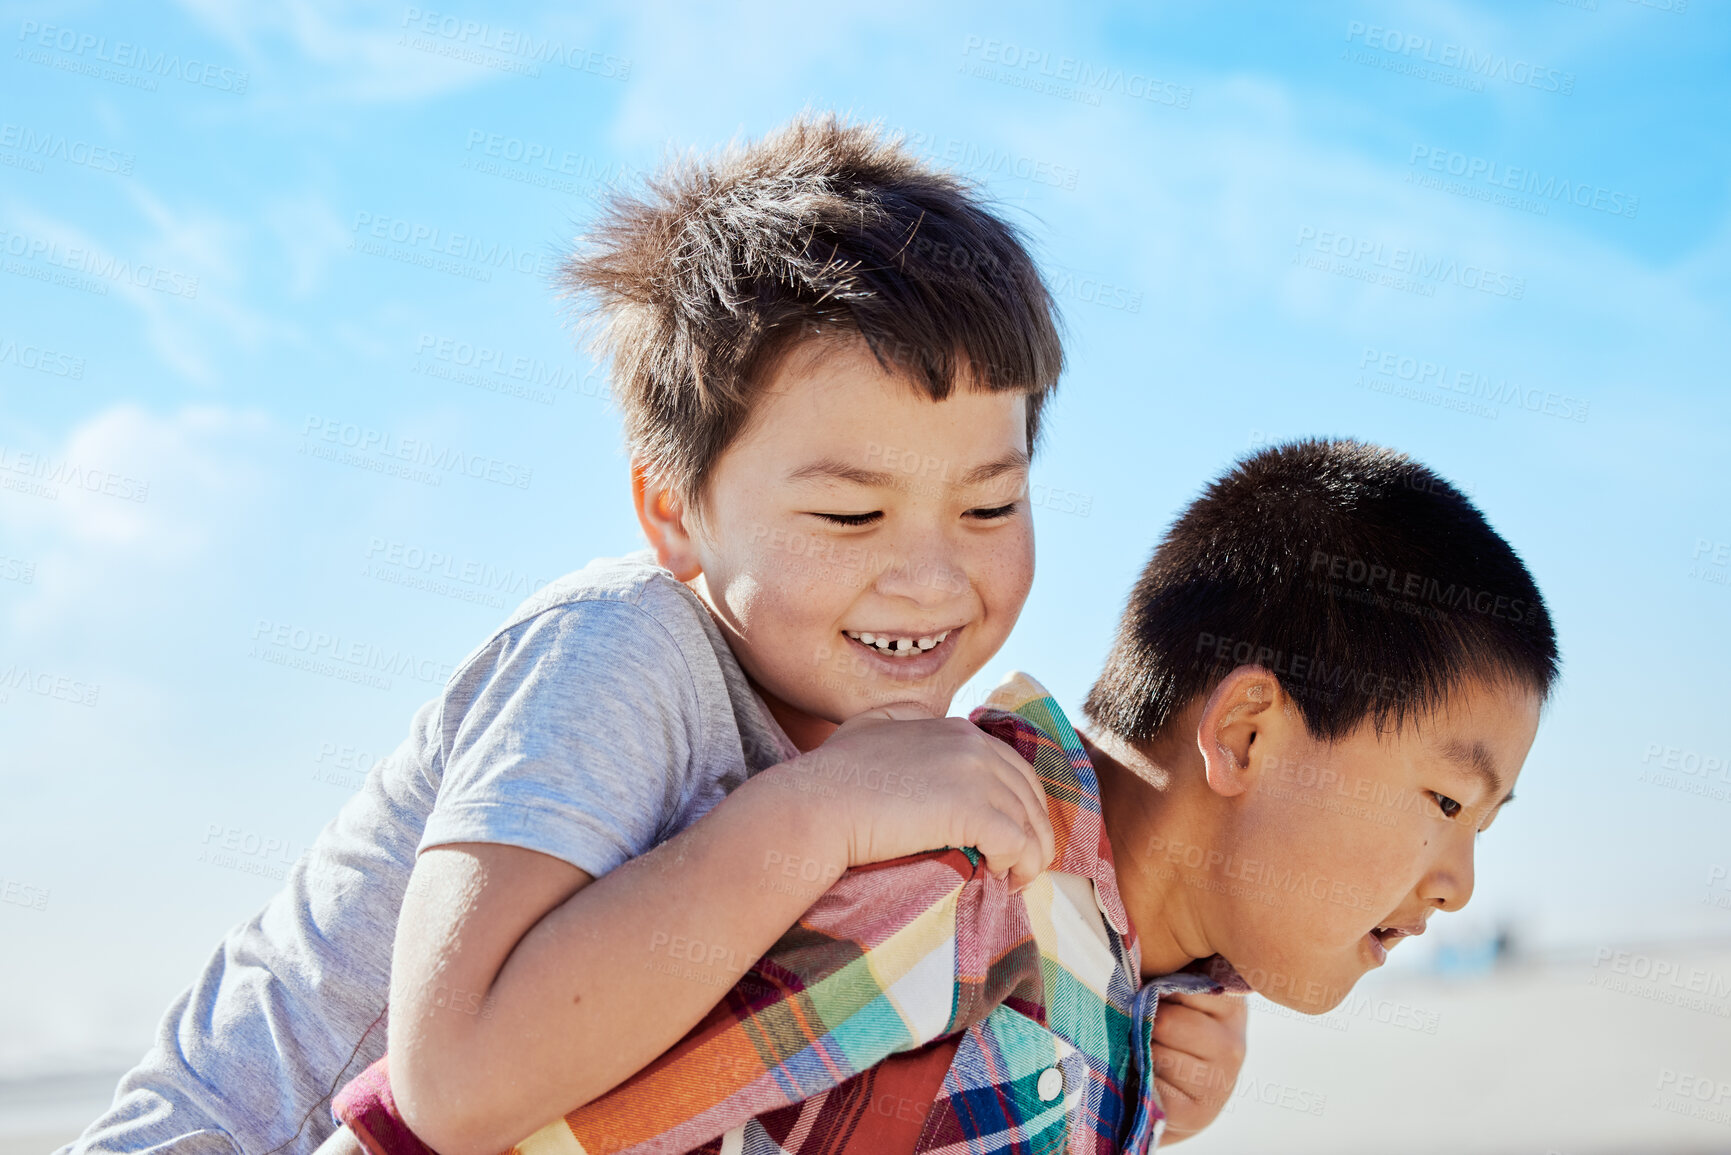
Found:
[974,673,1248,985]
[971,673,1135,940]
[973,674,1250,1153]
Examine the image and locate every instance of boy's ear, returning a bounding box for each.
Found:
[1195,665,1282,798]
[631,459,703,582]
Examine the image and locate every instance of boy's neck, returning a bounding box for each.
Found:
[756,684,838,753]
[1080,726,1218,979]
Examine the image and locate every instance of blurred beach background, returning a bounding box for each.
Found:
[9,940,1731,1154]
[2,1,1728,1152]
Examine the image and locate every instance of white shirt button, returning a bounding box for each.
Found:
[1037,1065,1064,1102]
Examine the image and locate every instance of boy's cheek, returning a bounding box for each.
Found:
[965,517,1035,625]
[1226,892,1380,1006]
[1000,513,1037,593]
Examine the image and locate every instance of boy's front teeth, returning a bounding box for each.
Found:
[845,629,950,656]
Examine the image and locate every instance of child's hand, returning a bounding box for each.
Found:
[766,703,1056,891]
[1150,990,1249,1144]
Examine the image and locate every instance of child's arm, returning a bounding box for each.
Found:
[339,703,1253,1155]
[388,707,1054,1155]
[347,847,1007,1155]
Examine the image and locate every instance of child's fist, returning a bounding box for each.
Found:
[1150,990,1249,1144]
[763,703,1055,892]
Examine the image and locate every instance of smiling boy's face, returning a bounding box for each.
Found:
[640,335,1036,749]
[1198,673,1542,1012]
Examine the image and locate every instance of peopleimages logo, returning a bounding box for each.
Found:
[1591,947,1731,1010]
[1408,145,1638,219]
[249,618,456,689]
[0,876,50,912]
[1294,226,1525,299]
[902,129,1080,191]
[300,416,533,490]
[959,35,1192,109]
[0,444,149,502]
[349,212,549,280]
[0,123,134,175]
[362,536,553,609]
[0,336,85,379]
[0,664,101,707]
[1342,21,1574,95]
[16,20,249,92]
[0,228,200,298]
[1309,547,1539,623]
[399,8,631,80]
[413,333,604,404]
[461,131,632,183]
[1357,347,1590,424]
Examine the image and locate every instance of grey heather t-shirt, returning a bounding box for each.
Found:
[62,552,797,1155]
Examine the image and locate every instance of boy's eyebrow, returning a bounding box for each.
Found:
[1439,737,1515,807]
[958,450,1030,486]
[786,459,895,487]
[786,450,1029,488]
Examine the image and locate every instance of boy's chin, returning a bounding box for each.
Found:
[1237,957,1365,1015]
[773,686,951,729]
[838,678,961,719]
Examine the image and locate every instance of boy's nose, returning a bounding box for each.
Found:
[1422,838,1476,912]
[869,541,966,606]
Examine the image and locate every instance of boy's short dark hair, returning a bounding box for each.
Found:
[560,112,1064,504]
[1084,439,1560,743]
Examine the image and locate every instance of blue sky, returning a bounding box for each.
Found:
[1,0,1727,1073]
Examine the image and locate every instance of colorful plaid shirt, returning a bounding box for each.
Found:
[334,673,1246,1155]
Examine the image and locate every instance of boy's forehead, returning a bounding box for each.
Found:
[1399,677,1542,795]
[1433,734,1512,802]
[749,340,1030,453]
[772,337,996,398]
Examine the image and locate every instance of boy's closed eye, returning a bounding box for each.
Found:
[808,510,883,527]
[805,501,1021,527]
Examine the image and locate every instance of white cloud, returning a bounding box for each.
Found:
[263,190,353,299]
[6,204,241,387]
[174,0,543,104]
[0,405,275,634]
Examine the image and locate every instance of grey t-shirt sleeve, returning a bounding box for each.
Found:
[421,597,703,878]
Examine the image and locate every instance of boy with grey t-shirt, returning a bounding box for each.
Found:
[64,116,1074,1155]
[66,555,796,1155]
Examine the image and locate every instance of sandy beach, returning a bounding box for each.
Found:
[1187,943,1731,1155]
[10,944,1729,1155]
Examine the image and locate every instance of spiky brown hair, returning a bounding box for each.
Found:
[560,113,1064,504]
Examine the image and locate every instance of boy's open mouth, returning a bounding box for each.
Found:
[843,628,954,656]
[841,626,963,679]
[1364,920,1426,965]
